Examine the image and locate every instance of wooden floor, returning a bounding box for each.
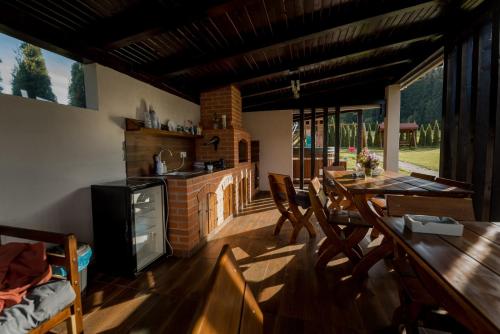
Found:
[61,193,401,333]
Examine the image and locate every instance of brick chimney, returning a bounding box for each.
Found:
[196,85,250,167]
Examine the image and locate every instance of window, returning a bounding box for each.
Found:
[0,32,86,108]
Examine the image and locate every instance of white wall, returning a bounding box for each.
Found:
[0,64,199,242]
[243,110,293,191]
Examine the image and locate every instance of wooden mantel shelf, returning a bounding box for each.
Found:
[125,118,203,139]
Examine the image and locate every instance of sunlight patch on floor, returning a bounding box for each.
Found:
[242,255,295,283]
[231,246,250,261]
[258,284,284,303]
[256,243,304,258]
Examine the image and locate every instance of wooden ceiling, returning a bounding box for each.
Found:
[0,0,490,111]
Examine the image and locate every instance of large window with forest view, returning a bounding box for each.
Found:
[0,32,86,108]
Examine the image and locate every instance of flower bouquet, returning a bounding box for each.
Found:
[357,148,380,177]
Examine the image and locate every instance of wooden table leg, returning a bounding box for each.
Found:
[350,193,394,278]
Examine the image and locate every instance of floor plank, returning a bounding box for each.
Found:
[60,193,400,333]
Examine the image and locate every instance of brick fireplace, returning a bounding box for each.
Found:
[195,85,251,166]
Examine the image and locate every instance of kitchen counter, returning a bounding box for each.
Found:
[163,163,254,257]
[157,167,232,179]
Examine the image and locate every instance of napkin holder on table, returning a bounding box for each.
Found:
[403,214,463,236]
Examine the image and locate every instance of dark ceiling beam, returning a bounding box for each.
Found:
[0,1,196,102]
[198,25,443,90]
[243,76,394,111]
[88,0,258,50]
[240,50,419,98]
[243,86,386,112]
[143,0,441,76]
[242,60,411,102]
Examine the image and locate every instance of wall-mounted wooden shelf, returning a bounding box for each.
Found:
[125,118,203,139]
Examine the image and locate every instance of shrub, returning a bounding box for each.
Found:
[432,121,440,146]
[373,125,381,147]
[425,124,434,146]
[418,126,426,146]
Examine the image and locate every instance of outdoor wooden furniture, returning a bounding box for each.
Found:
[309,178,370,270]
[0,225,83,334]
[268,173,316,244]
[435,177,473,191]
[190,244,263,334]
[325,170,473,278]
[385,195,476,332]
[370,171,437,216]
[379,216,499,333]
[386,195,475,220]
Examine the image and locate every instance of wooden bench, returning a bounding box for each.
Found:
[189,245,263,334]
[0,225,83,334]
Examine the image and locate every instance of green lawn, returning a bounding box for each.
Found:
[340,147,440,172]
[372,148,440,171]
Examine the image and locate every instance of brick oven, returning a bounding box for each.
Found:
[195,85,251,166]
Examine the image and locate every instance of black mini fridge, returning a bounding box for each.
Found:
[91,179,172,276]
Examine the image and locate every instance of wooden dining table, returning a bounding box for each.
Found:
[380,217,500,334]
[325,170,473,277]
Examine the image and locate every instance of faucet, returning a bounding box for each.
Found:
[158,148,173,162]
[154,148,174,175]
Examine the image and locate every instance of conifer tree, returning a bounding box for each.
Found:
[432,120,441,146]
[11,43,56,101]
[418,126,426,146]
[68,62,86,107]
[425,124,434,146]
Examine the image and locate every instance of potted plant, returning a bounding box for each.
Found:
[357,147,380,177]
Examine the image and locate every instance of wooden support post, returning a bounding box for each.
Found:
[357,110,363,154]
[311,107,316,181]
[323,107,328,171]
[299,107,305,189]
[384,85,401,172]
[334,106,341,165]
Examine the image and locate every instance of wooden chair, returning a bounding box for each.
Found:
[409,172,436,181]
[268,173,316,244]
[386,196,475,332]
[370,172,438,237]
[386,195,475,221]
[435,177,473,191]
[0,225,83,334]
[190,244,263,334]
[309,177,371,270]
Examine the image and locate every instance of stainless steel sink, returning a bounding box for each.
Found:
[165,170,204,177]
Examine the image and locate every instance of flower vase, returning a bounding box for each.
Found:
[364,167,372,177]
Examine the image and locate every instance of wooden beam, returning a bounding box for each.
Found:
[299,107,305,189]
[243,73,397,111]
[202,31,442,91]
[244,86,386,112]
[311,107,316,181]
[242,59,413,99]
[335,106,341,166]
[145,1,443,76]
[357,110,363,154]
[88,0,260,50]
[456,36,475,183]
[323,108,329,173]
[473,20,494,221]
[492,9,500,220]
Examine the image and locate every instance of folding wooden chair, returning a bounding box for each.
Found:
[268,173,316,244]
[309,177,371,270]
